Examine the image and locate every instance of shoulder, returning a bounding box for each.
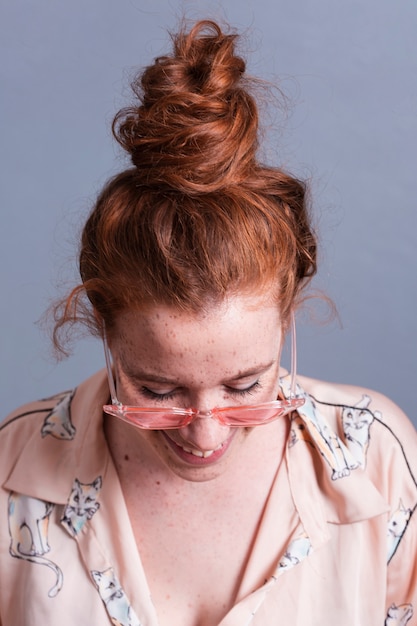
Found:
[0,390,75,476]
[1,389,75,434]
[0,390,73,439]
[297,375,417,497]
[0,369,108,441]
[298,374,415,435]
[0,370,108,476]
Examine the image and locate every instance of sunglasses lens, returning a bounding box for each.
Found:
[103,405,192,429]
[219,398,304,426]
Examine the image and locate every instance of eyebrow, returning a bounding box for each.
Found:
[122,360,277,386]
[226,361,277,382]
[124,371,181,385]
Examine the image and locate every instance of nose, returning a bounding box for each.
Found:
[188,390,222,417]
[181,414,230,451]
[180,393,230,449]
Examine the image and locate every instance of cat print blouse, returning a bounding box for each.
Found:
[0,370,416,625]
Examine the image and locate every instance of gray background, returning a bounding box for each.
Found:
[1,0,416,423]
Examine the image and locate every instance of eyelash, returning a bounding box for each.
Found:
[140,381,262,403]
[140,388,178,402]
[232,381,262,397]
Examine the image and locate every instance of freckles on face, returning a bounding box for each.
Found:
[105,295,290,480]
[110,294,284,409]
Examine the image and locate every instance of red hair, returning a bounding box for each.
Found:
[53,20,317,350]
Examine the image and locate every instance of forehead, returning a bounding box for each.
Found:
[111,294,283,371]
[114,294,280,334]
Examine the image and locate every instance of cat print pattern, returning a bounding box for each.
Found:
[41,390,76,440]
[384,603,413,625]
[61,477,102,537]
[91,567,142,626]
[341,394,379,468]
[8,492,63,597]
[387,499,412,563]
[289,388,359,480]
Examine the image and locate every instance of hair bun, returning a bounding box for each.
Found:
[113,20,259,193]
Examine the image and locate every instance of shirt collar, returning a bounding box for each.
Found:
[3,370,110,503]
[280,374,389,528]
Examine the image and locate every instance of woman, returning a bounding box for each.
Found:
[0,19,416,626]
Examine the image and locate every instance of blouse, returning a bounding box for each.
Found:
[0,369,416,625]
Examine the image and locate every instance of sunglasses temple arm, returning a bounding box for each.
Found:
[103,334,119,404]
[289,314,298,399]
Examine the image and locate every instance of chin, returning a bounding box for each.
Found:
[166,461,230,483]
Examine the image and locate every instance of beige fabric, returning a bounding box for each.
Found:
[0,370,416,625]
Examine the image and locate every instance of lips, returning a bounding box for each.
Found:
[162,432,233,465]
[179,441,224,458]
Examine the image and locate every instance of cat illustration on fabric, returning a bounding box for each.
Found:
[8,492,63,597]
[91,567,142,626]
[289,414,311,448]
[387,499,412,562]
[275,532,311,577]
[385,603,413,625]
[41,390,76,440]
[341,394,379,468]
[289,390,358,481]
[61,477,102,537]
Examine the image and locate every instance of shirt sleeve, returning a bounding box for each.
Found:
[385,510,417,624]
[375,393,417,625]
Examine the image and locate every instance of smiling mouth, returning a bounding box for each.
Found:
[178,442,224,458]
[162,432,231,463]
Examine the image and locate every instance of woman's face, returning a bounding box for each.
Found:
[108,293,286,482]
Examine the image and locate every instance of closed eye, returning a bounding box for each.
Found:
[139,381,262,403]
[140,386,179,402]
[225,381,262,397]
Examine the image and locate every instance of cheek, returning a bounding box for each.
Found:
[113,369,133,404]
[260,371,281,400]
[267,376,282,402]
[134,429,171,464]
